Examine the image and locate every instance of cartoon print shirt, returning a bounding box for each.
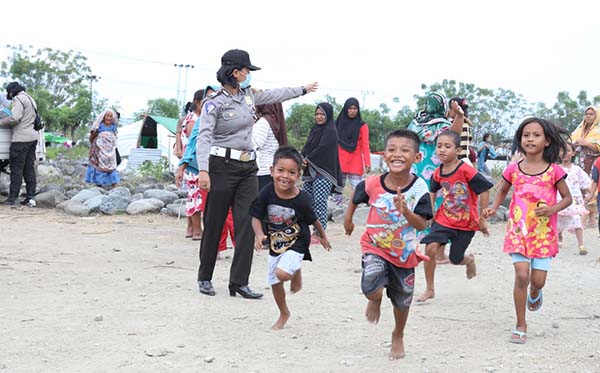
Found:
[353,174,433,269]
[557,164,591,217]
[502,162,567,258]
[430,161,494,231]
[250,183,317,260]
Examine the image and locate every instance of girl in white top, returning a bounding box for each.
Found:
[253,103,288,192]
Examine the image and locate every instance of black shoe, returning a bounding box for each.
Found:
[1,199,18,206]
[228,284,263,299]
[198,280,215,296]
[20,198,36,207]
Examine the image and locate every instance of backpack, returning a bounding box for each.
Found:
[18,95,44,131]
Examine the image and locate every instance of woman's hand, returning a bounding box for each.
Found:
[450,101,464,117]
[304,82,319,94]
[198,171,211,193]
[302,158,308,168]
[175,166,185,188]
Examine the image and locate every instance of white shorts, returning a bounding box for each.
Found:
[267,250,304,285]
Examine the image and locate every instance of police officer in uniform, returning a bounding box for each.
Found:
[196,49,318,298]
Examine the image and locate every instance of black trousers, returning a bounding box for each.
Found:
[9,140,37,200]
[197,156,258,285]
[257,174,273,193]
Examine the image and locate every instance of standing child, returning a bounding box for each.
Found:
[557,142,591,254]
[344,129,433,360]
[416,131,493,302]
[484,118,572,344]
[250,145,331,330]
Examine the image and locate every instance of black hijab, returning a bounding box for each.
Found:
[302,102,344,193]
[336,97,364,152]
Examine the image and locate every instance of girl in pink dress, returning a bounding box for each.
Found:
[557,143,591,254]
[485,118,572,345]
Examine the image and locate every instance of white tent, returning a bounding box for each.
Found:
[116,115,179,171]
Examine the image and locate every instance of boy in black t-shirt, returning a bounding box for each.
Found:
[250,146,331,330]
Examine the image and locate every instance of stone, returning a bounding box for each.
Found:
[145,348,170,357]
[38,183,66,195]
[84,195,110,213]
[126,198,165,215]
[164,203,185,217]
[71,189,103,203]
[143,189,178,205]
[108,187,132,200]
[63,201,91,217]
[37,164,62,178]
[94,315,103,322]
[99,196,130,215]
[131,193,144,201]
[35,190,67,208]
[203,356,215,363]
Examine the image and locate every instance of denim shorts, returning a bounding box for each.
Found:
[510,253,552,271]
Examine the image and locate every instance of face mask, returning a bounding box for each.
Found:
[239,71,251,89]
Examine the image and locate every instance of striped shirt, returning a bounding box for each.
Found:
[252,117,279,176]
[458,123,472,160]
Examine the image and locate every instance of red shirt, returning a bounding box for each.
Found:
[430,161,494,231]
[592,157,600,191]
[338,124,371,175]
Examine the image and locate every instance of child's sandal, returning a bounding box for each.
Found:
[510,330,527,344]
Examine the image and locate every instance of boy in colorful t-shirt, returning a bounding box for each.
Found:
[344,129,433,360]
[416,130,493,303]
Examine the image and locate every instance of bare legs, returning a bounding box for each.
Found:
[513,262,547,335]
[364,287,408,359]
[417,243,476,302]
[271,269,301,330]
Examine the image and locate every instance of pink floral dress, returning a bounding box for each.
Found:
[557,164,591,232]
[502,162,567,258]
[181,112,206,216]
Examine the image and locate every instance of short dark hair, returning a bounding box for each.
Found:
[438,130,461,148]
[216,65,240,87]
[513,117,569,163]
[483,133,492,142]
[273,145,303,170]
[385,129,421,152]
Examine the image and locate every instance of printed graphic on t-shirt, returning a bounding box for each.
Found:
[369,193,417,263]
[440,181,470,221]
[267,204,301,254]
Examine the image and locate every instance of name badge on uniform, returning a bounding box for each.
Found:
[244,95,252,106]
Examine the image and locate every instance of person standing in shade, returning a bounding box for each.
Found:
[477,133,497,175]
[336,98,371,196]
[0,82,39,206]
[195,49,318,298]
[302,102,344,244]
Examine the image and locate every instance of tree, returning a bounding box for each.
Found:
[135,98,180,119]
[1,45,95,137]
[285,103,316,150]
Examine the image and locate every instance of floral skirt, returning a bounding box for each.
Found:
[184,171,206,216]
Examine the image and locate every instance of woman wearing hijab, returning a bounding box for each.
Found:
[572,106,600,174]
[572,106,600,226]
[336,98,371,192]
[86,108,120,188]
[253,102,287,191]
[302,102,344,242]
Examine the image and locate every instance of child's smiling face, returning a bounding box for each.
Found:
[384,136,421,175]
[271,158,300,193]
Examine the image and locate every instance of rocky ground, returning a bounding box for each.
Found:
[1,206,599,372]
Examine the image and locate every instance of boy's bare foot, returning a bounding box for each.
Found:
[466,254,477,279]
[389,331,405,359]
[365,298,382,324]
[272,312,290,330]
[415,289,435,302]
[436,253,450,265]
[290,271,302,294]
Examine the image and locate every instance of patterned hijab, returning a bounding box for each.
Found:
[92,108,119,131]
[336,97,365,152]
[572,106,600,154]
[415,92,448,124]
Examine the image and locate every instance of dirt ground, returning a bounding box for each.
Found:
[1,207,599,372]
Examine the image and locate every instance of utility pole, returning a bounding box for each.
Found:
[174,63,195,112]
[361,90,374,109]
[85,74,101,120]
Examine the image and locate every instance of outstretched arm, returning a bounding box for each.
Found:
[252,217,267,251]
[483,179,511,218]
[344,201,358,235]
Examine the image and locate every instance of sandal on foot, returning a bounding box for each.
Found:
[579,246,588,255]
[527,290,543,312]
[510,330,527,344]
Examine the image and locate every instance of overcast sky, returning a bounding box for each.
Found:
[2,0,599,121]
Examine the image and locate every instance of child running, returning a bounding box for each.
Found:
[344,129,433,359]
[557,142,591,254]
[416,130,493,302]
[484,118,572,344]
[250,145,331,330]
